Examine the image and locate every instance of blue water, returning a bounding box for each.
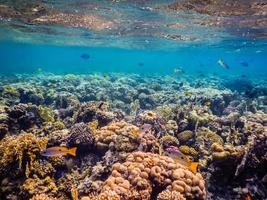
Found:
[1,41,266,77]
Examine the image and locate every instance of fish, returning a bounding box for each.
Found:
[174,67,185,74]
[164,146,199,173]
[41,146,77,157]
[204,100,211,107]
[138,62,144,67]
[80,54,90,60]
[103,74,110,80]
[240,61,249,67]
[139,123,152,134]
[217,59,229,69]
[184,91,193,97]
[244,193,252,200]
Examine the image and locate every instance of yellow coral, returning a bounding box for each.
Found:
[38,106,55,122]
[3,85,20,97]
[179,145,198,157]
[177,130,194,143]
[0,133,48,176]
[30,194,56,200]
[22,175,58,196]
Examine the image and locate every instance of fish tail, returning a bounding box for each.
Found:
[68,147,77,157]
[190,162,199,174]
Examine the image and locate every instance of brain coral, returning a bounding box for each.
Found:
[95,121,141,153]
[83,152,206,200]
[67,122,94,149]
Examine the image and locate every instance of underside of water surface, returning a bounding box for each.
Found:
[0,1,267,200]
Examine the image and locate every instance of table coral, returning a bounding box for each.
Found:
[84,152,206,200]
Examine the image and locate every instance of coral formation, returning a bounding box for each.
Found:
[0,73,266,200]
[84,152,206,200]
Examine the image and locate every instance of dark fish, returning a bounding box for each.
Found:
[138,62,144,67]
[80,54,90,60]
[241,74,247,78]
[240,61,249,67]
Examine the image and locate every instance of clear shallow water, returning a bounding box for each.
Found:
[1,1,267,200]
[0,0,266,76]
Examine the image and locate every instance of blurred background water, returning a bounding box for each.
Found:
[0,0,266,77]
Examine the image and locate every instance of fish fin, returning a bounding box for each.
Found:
[190,162,199,174]
[68,147,77,157]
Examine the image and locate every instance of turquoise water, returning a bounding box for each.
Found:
[1,1,267,200]
[1,41,267,77]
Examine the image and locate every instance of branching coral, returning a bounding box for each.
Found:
[0,133,48,177]
[22,175,58,196]
[84,152,206,200]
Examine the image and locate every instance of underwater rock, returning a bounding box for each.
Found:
[84,152,206,200]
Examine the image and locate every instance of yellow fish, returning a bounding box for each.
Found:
[165,146,199,173]
[204,100,211,107]
[184,91,193,97]
[41,146,77,157]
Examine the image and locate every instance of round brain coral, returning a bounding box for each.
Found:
[84,152,206,200]
[95,121,141,153]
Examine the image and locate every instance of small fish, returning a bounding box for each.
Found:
[240,61,249,67]
[165,146,199,173]
[80,54,90,60]
[244,193,252,200]
[217,59,229,69]
[138,62,144,67]
[174,67,185,74]
[140,124,152,134]
[184,91,193,97]
[103,74,110,80]
[204,100,211,107]
[241,74,247,78]
[41,147,77,157]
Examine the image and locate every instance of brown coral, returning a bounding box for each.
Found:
[157,189,186,200]
[84,152,206,200]
[95,121,141,153]
[0,133,48,176]
[30,194,56,200]
[22,175,58,196]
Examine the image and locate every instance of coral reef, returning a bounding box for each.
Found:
[84,152,206,200]
[0,73,266,200]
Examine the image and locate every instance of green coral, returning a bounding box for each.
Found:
[53,120,65,130]
[159,134,179,149]
[3,85,20,97]
[0,133,48,176]
[177,130,194,143]
[179,145,198,157]
[38,106,55,122]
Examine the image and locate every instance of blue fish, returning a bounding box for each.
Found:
[80,54,90,60]
[138,62,144,67]
[240,61,249,67]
